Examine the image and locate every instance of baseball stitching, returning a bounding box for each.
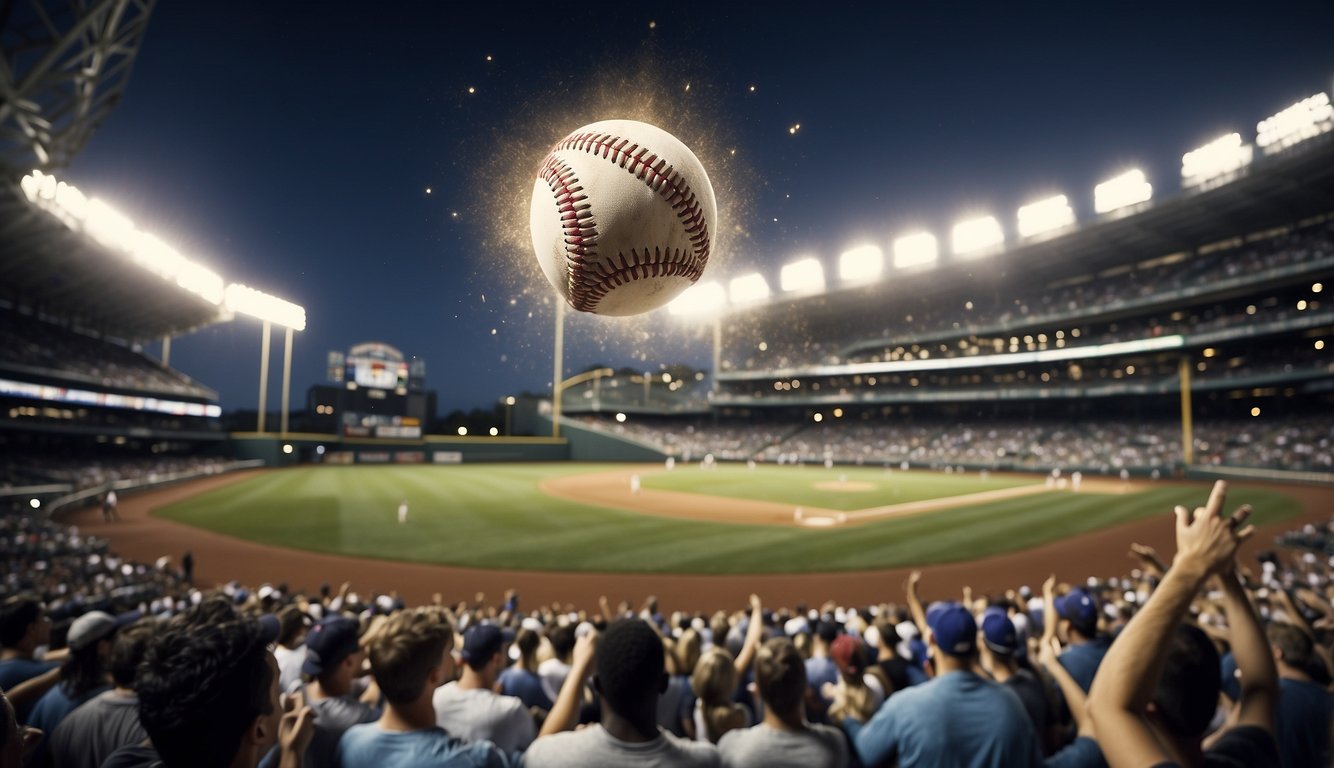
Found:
[538,130,711,312]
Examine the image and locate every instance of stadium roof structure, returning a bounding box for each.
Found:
[736,132,1334,327]
[0,0,157,176]
[0,177,225,340]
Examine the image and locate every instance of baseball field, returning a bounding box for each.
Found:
[150,463,1304,574]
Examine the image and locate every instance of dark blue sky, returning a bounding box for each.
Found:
[64,1,1334,414]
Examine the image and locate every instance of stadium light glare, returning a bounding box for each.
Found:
[224,283,307,331]
[729,273,771,305]
[1181,133,1253,188]
[951,216,1004,256]
[1016,195,1075,237]
[780,257,825,293]
[1257,92,1333,153]
[20,170,227,306]
[667,280,727,317]
[1093,169,1153,214]
[893,232,938,269]
[838,245,883,283]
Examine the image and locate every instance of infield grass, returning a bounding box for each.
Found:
[153,463,1302,574]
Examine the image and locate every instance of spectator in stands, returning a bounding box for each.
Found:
[1088,481,1278,767]
[978,610,1053,752]
[523,618,719,767]
[1266,622,1333,767]
[433,623,536,753]
[803,620,840,707]
[336,606,506,768]
[48,619,156,768]
[297,615,379,768]
[844,604,1042,766]
[109,613,313,768]
[691,596,764,744]
[659,627,700,737]
[717,636,848,767]
[1,689,41,768]
[274,605,309,692]
[26,610,124,765]
[0,596,60,718]
[497,626,552,714]
[865,619,925,693]
[1053,586,1111,692]
[538,623,576,705]
[823,634,884,723]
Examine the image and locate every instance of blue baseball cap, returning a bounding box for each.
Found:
[1055,588,1099,634]
[981,611,1018,654]
[302,615,361,676]
[929,605,977,657]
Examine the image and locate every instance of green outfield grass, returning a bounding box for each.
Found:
[153,463,1302,574]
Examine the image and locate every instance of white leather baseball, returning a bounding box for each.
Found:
[530,119,717,316]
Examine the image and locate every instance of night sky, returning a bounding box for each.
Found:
[61,1,1334,415]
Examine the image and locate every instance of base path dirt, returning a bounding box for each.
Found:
[63,469,1334,614]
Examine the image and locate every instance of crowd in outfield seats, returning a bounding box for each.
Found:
[578,415,1334,474]
[0,456,229,493]
[0,309,212,400]
[1,479,1333,767]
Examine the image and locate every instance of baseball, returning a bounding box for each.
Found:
[530,119,718,316]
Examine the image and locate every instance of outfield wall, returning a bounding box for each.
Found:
[228,433,569,465]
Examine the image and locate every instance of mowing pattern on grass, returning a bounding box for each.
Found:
[153,464,1301,575]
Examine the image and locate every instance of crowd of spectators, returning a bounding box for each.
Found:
[1,480,1332,767]
[0,308,214,401]
[576,414,1334,474]
[0,455,230,493]
[721,219,1333,372]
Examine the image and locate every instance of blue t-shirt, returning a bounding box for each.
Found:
[805,657,838,695]
[1057,636,1112,693]
[25,682,112,766]
[845,670,1042,768]
[1275,677,1333,768]
[498,667,552,711]
[0,657,59,691]
[337,723,509,768]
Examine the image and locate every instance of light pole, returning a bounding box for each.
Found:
[504,395,515,436]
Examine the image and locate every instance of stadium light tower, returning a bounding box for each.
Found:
[838,245,883,283]
[1093,169,1153,214]
[668,281,728,395]
[225,284,307,435]
[1016,194,1075,238]
[892,232,938,269]
[780,257,825,294]
[951,215,1004,257]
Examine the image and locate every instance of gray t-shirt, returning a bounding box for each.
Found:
[49,690,148,768]
[717,722,849,768]
[305,688,381,768]
[523,724,720,768]
[433,682,536,753]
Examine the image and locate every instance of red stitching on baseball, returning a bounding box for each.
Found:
[538,129,711,312]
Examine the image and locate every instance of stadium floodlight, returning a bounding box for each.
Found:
[667,280,727,316]
[1257,92,1333,154]
[951,215,1004,256]
[729,273,771,305]
[838,245,883,283]
[19,170,226,306]
[780,257,825,293]
[224,283,307,331]
[1016,194,1075,237]
[892,232,938,269]
[1181,133,1253,188]
[1094,169,1153,214]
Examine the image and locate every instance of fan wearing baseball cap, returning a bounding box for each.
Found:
[294,615,380,768]
[1053,587,1112,693]
[432,623,536,753]
[978,610,1053,748]
[844,604,1042,767]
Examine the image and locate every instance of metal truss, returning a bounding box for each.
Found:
[0,0,157,177]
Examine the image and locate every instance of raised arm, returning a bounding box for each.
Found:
[538,629,597,737]
[1087,480,1252,767]
[1041,574,1058,648]
[1215,561,1278,733]
[732,594,765,676]
[906,571,927,636]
